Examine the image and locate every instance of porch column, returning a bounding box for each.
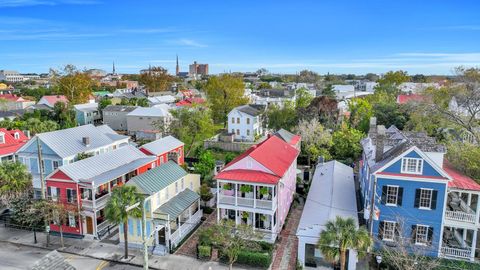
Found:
[253,212,256,230]
[235,209,239,226]
[463,230,468,247]
[216,180,219,206]
[235,183,238,206]
[253,185,256,208]
[270,214,275,240]
[468,193,472,208]
[216,208,220,223]
[471,230,477,261]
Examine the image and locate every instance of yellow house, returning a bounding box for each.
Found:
[0,83,7,90]
[122,160,201,255]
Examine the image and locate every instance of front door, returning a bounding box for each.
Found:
[158,227,166,245]
[86,216,93,234]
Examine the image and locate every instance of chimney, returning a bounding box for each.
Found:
[375,125,386,162]
[369,117,377,135]
[82,136,90,146]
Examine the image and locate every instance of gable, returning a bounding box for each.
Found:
[48,170,73,181]
[18,138,58,156]
[380,149,446,179]
[223,155,274,175]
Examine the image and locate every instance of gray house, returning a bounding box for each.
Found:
[126,106,172,136]
[102,105,137,131]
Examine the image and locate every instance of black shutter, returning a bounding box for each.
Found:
[57,188,61,200]
[431,190,438,210]
[411,225,417,244]
[414,189,421,208]
[394,223,400,240]
[47,187,51,197]
[381,186,387,204]
[397,187,404,206]
[378,221,385,240]
[72,189,77,203]
[428,227,434,245]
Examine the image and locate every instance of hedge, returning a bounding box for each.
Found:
[198,245,211,260]
[236,250,272,268]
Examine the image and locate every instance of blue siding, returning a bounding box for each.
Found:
[30,157,38,173]
[146,221,151,236]
[372,177,447,257]
[136,220,141,237]
[44,160,53,175]
[128,219,133,235]
[76,110,86,126]
[383,150,443,178]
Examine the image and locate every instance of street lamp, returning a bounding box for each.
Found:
[376,255,382,270]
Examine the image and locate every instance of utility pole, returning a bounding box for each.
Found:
[36,137,50,246]
[368,175,378,236]
[142,199,148,270]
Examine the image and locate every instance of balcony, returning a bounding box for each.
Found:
[218,195,275,210]
[440,246,472,260]
[441,228,474,261]
[218,183,276,211]
[445,193,477,225]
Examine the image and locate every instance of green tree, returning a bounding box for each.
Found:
[317,217,371,270]
[205,219,258,270]
[266,101,297,131]
[373,102,409,130]
[105,185,142,259]
[322,84,336,98]
[446,141,480,181]
[51,65,93,104]
[99,98,112,110]
[295,118,332,166]
[53,102,77,128]
[375,70,410,97]
[137,98,149,107]
[331,124,364,162]
[295,87,314,108]
[205,74,248,126]
[347,99,373,133]
[158,107,215,157]
[49,201,79,248]
[194,150,215,180]
[0,162,32,206]
[139,66,173,94]
[257,82,272,90]
[200,183,213,207]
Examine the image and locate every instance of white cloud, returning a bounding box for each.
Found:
[0,0,99,7]
[175,38,207,48]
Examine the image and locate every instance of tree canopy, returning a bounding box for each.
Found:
[51,65,93,105]
[139,66,173,94]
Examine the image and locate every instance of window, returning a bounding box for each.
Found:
[14,132,19,139]
[414,225,429,245]
[237,118,240,124]
[231,117,235,124]
[231,129,234,134]
[386,186,399,205]
[175,182,179,194]
[53,160,59,170]
[40,160,45,172]
[382,221,396,241]
[247,129,250,136]
[236,129,240,135]
[48,187,60,201]
[66,189,76,203]
[401,158,423,174]
[246,118,250,124]
[68,212,76,227]
[419,189,433,209]
[181,178,184,190]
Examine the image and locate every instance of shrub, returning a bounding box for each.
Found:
[236,250,272,268]
[198,227,214,246]
[258,241,274,252]
[203,207,214,214]
[198,245,211,259]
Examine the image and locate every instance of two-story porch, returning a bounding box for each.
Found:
[216,180,278,242]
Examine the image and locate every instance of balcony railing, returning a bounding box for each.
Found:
[445,210,476,224]
[441,246,472,260]
[170,209,203,247]
[218,195,275,210]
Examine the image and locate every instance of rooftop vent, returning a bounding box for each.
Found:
[82,136,90,146]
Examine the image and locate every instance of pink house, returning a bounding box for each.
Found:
[37,95,69,108]
[215,135,300,242]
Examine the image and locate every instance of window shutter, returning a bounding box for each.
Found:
[146,221,151,236]
[47,187,51,197]
[378,221,385,240]
[72,189,77,203]
[414,189,421,208]
[427,227,434,245]
[431,190,438,210]
[411,225,417,244]
[56,188,61,199]
[381,186,387,204]
[136,220,141,237]
[397,187,404,206]
[394,223,400,240]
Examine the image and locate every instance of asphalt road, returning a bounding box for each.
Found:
[0,242,142,270]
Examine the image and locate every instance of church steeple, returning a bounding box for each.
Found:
[112,61,116,75]
[176,54,180,76]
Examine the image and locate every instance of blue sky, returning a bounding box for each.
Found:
[1,0,480,75]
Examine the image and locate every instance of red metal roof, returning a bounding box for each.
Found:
[215,169,280,184]
[217,135,299,184]
[175,98,206,107]
[0,128,29,157]
[0,94,26,102]
[42,95,68,105]
[444,160,480,191]
[396,94,425,104]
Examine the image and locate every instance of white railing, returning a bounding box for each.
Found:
[170,209,203,247]
[95,193,110,209]
[445,210,476,224]
[97,220,110,234]
[441,246,472,260]
[218,195,275,210]
[82,199,93,209]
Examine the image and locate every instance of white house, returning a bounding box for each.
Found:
[227,104,266,142]
[296,161,358,269]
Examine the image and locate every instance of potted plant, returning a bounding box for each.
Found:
[241,212,249,223]
[222,183,234,196]
[259,187,269,199]
[240,185,252,194]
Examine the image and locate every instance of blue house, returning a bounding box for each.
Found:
[74,102,101,126]
[16,124,129,198]
[360,118,480,262]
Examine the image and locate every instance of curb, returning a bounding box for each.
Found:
[0,239,165,270]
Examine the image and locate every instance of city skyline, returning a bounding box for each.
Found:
[1,0,480,75]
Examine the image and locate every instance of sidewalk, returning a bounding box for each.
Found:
[0,225,248,270]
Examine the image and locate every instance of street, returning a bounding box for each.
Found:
[0,242,141,270]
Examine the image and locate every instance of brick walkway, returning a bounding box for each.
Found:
[271,204,303,270]
[175,210,217,258]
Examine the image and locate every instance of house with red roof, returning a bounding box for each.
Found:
[214,134,300,242]
[396,94,425,104]
[0,94,35,110]
[37,95,69,108]
[0,128,29,162]
[175,97,205,107]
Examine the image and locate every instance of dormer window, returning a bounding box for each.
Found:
[0,133,5,144]
[401,158,423,174]
[14,132,19,140]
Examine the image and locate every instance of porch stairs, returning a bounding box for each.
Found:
[152,245,167,256]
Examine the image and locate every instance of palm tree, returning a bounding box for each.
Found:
[318,216,372,270]
[0,161,32,205]
[105,185,142,259]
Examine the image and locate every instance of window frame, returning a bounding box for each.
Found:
[385,185,399,206]
[383,221,396,242]
[401,157,423,175]
[419,188,433,210]
[415,224,429,245]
